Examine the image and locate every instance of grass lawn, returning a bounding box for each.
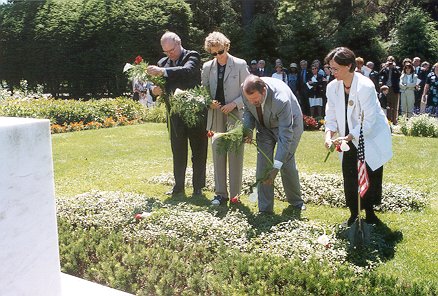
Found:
[52,122,438,288]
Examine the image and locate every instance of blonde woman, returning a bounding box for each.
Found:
[202,32,250,205]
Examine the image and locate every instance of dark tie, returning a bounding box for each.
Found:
[256,106,265,127]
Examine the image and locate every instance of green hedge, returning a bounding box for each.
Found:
[57,191,436,296]
[0,97,147,124]
[58,218,436,296]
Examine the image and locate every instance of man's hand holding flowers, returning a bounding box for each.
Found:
[147,65,165,76]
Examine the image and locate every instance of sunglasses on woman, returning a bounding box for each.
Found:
[211,49,225,56]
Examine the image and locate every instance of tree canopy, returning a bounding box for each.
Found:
[0,0,436,97]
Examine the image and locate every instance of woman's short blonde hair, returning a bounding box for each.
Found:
[204,31,230,53]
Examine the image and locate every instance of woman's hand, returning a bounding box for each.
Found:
[332,134,352,146]
[220,102,237,114]
[210,100,221,109]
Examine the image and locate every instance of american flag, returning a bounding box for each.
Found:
[357,119,369,198]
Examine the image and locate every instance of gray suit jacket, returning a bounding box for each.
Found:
[243,77,303,163]
[202,54,250,131]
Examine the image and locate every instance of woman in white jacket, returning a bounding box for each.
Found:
[324,47,393,226]
[399,63,418,117]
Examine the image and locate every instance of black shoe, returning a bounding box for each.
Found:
[193,188,203,196]
[211,195,229,205]
[347,215,357,227]
[165,188,184,196]
[365,210,381,225]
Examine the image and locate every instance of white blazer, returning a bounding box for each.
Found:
[325,72,393,171]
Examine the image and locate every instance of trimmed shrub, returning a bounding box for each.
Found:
[57,191,436,295]
[0,96,148,125]
[398,114,438,137]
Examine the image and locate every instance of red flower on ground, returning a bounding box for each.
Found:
[207,130,215,138]
[134,55,143,65]
[134,213,143,220]
[230,196,239,204]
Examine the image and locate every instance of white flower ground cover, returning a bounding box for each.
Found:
[57,191,393,273]
[149,167,428,213]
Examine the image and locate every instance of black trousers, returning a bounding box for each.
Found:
[342,142,383,212]
[169,112,208,192]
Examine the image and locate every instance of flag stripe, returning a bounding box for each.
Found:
[357,115,369,198]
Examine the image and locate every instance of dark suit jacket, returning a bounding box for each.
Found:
[307,74,324,98]
[297,69,311,95]
[379,66,401,93]
[157,48,201,96]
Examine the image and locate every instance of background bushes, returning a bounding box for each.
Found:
[0,0,437,97]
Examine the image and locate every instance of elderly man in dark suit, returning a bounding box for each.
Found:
[148,31,207,196]
[242,75,304,214]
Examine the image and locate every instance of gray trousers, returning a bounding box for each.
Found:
[256,130,302,212]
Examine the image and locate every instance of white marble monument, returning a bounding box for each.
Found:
[0,117,132,296]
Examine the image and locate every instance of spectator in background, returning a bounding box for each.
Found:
[379,56,401,124]
[272,64,288,84]
[379,85,389,116]
[355,57,365,75]
[367,61,379,91]
[297,60,311,115]
[402,57,412,66]
[256,60,268,77]
[249,59,258,75]
[417,61,430,113]
[413,57,421,74]
[422,62,438,116]
[399,62,417,117]
[312,59,325,76]
[288,63,299,96]
[322,64,334,116]
[412,57,422,113]
[307,64,324,118]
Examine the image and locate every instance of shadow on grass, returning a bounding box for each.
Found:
[162,189,305,235]
[338,220,404,267]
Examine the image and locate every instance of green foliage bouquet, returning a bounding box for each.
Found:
[123,55,165,89]
[170,86,211,128]
[210,120,248,154]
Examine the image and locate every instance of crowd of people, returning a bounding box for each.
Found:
[249,55,438,124]
[144,30,403,226]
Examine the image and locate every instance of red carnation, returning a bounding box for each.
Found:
[134,213,143,220]
[134,55,143,64]
[335,144,342,152]
[207,130,214,138]
[230,196,239,204]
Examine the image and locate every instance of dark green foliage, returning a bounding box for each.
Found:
[0,97,148,125]
[58,218,437,295]
[389,7,438,62]
[1,0,437,97]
